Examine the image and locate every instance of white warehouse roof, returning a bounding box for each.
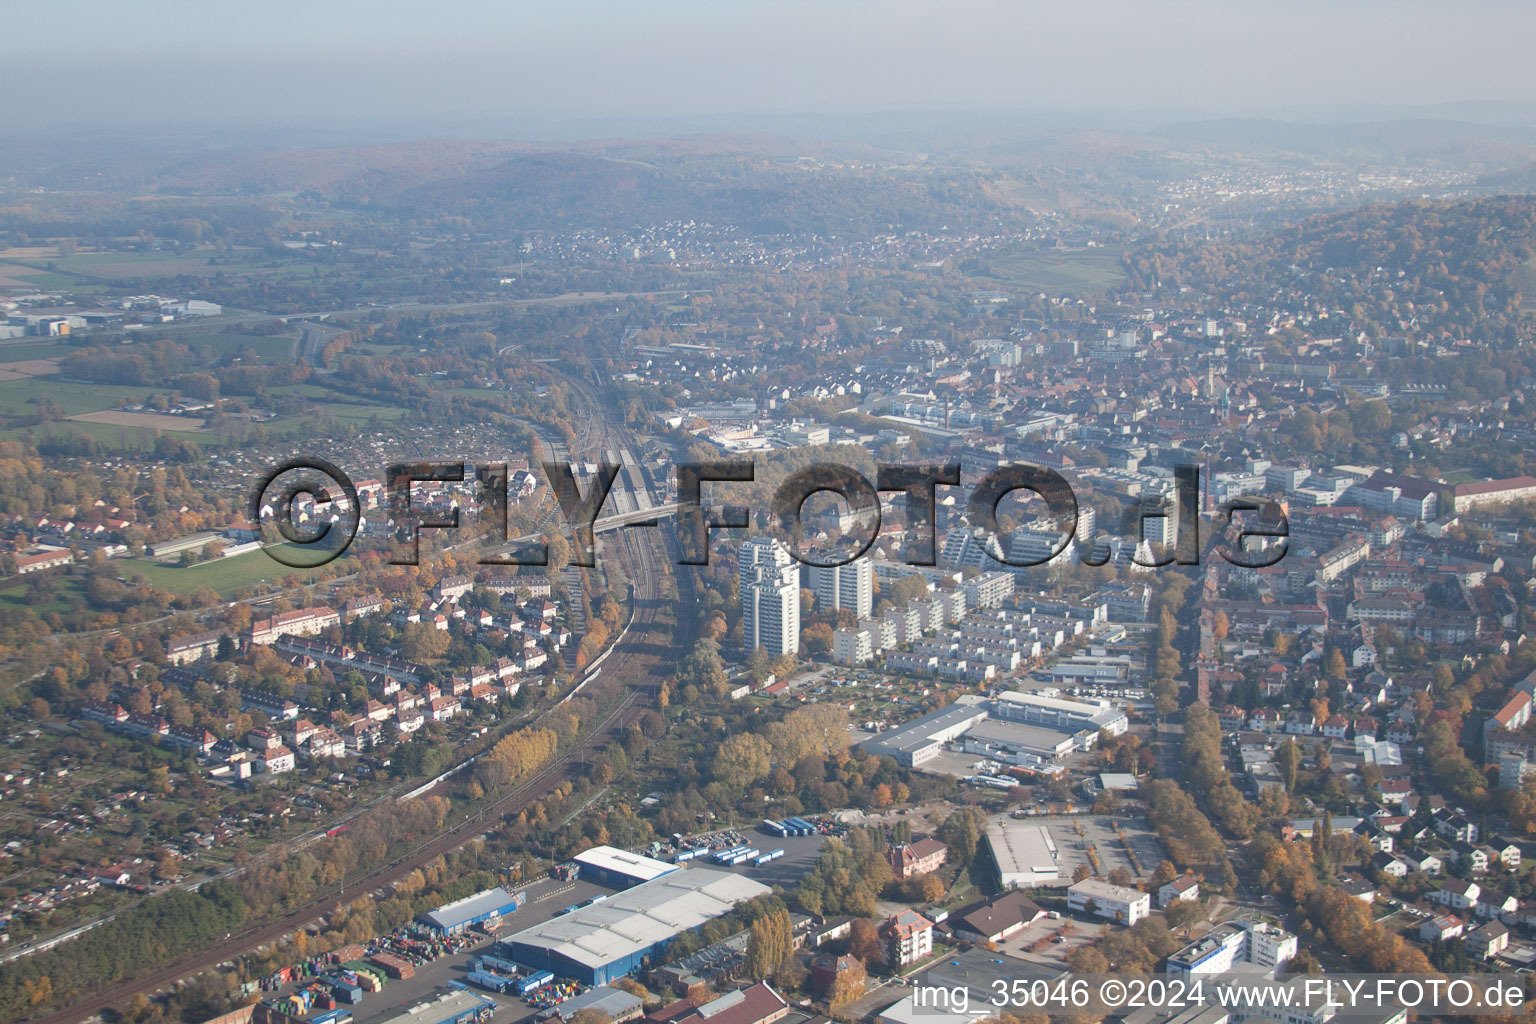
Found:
[985,818,1060,888]
[504,867,770,970]
[418,886,520,931]
[573,844,679,883]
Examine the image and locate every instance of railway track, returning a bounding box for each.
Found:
[24,670,651,1024]
[24,356,678,1024]
[29,527,668,1024]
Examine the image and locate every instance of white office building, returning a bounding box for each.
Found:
[1067,878,1150,925]
[1166,919,1298,979]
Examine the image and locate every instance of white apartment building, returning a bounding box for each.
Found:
[811,558,873,620]
[833,627,875,665]
[740,537,801,656]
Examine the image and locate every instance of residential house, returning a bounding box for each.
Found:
[888,838,948,880]
[1432,878,1480,911]
[1158,876,1201,908]
[261,746,296,775]
[879,909,934,967]
[1478,893,1519,920]
[1370,852,1408,878]
[428,696,461,721]
[1467,921,1510,960]
[1419,914,1464,942]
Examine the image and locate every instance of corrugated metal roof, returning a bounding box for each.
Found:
[505,868,770,969]
[419,886,520,930]
[549,986,644,1019]
[573,845,679,882]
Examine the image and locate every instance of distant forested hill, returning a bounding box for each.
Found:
[1125,196,1536,345]
[1,140,1038,241]
[361,151,1029,236]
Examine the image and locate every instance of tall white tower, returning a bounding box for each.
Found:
[810,558,874,620]
[739,537,801,656]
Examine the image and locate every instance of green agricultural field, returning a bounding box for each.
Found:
[0,340,73,362]
[42,248,271,280]
[175,332,298,361]
[14,419,210,449]
[0,378,214,449]
[0,379,160,417]
[265,382,344,400]
[967,244,1128,293]
[326,403,408,424]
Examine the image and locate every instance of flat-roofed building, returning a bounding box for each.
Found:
[371,989,497,1024]
[573,845,679,889]
[833,627,876,666]
[499,868,770,985]
[859,702,988,767]
[811,559,873,620]
[416,886,524,935]
[958,720,1077,767]
[985,819,1059,889]
[1067,878,1149,925]
[991,690,1128,739]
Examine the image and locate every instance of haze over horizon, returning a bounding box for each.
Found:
[7,0,1536,135]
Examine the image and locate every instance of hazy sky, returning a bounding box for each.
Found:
[7,0,1536,130]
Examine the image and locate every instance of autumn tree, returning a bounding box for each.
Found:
[744,908,795,981]
[827,956,867,1008]
[715,733,772,790]
[848,917,883,964]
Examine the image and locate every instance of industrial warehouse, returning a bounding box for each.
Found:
[374,989,496,1024]
[497,868,772,984]
[416,887,526,936]
[571,845,680,889]
[984,818,1061,888]
[859,689,1128,770]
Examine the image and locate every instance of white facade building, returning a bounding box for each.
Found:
[740,537,801,656]
[811,558,873,620]
[1067,878,1149,925]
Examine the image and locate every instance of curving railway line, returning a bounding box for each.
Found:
[26,379,675,1024]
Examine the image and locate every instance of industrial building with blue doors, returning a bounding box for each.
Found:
[416,886,526,936]
[496,867,770,985]
[571,845,679,889]
[375,989,495,1024]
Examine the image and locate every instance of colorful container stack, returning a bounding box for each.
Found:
[370,951,416,980]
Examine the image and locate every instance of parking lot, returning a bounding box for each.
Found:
[703,831,827,888]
